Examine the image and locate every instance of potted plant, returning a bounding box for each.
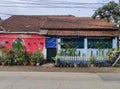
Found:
[15,57,23,65]
[1,55,8,66]
[21,55,29,66]
[6,49,15,66]
[52,56,60,67]
[31,50,44,66]
[21,51,31,66]
[88,56,96,67]
[15,54,29,66]
[0,46,9,66]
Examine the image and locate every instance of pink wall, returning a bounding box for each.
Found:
[0,34,45,53]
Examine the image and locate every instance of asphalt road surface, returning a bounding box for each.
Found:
[0,72,120,89]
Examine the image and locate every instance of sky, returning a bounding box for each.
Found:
[0,0,118,19]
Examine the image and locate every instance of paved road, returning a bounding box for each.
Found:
[0,72,120,89]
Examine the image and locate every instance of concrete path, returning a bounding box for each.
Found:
[0,72,120,89]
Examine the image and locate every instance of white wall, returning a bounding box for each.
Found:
[112,37,117,48]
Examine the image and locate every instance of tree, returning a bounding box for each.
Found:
[92,1,120,66]
[92,1,120,28]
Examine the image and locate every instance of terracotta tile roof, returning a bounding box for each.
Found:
[42,17,117,29]
[1,15,75,32]
[1,15,47,32]
[0,15,119,36]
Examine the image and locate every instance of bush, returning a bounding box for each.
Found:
[88,56,96,65]
[31,50,44,62]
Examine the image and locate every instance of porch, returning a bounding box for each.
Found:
[57,36,117,57]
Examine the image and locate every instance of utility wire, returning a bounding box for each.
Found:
[0,5,100,8]
[0,0,106,9]
[0,2,102,9]
[0,0,107,4]
[0,1,108,16]
[0,2,106,5]
[0,0,106,6]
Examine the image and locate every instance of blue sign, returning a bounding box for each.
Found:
[46,37,56,48]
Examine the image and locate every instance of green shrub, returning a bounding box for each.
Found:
[88,56,96,65]
[31,50,44,62]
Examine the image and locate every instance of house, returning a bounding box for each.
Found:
[0,15,119,61]
[41,16,119,60]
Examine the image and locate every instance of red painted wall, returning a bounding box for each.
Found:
[0,34,45,53]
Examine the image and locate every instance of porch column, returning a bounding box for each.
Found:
[84,37,88,56]
[57,38,61,54]
[112,37,117,49]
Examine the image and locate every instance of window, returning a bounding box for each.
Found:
[28,43,30,45]
[88,37,112,49]
[40,42,43,45]
[61,37,84,48]
[5,41,8,44]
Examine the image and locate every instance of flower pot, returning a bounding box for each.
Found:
[30,62,36,66]
[70,64,74,67]
[74,63,77,67]
[1,61,7,66]
[90,64,94,67]
[23,62,29,66]
[88,64,94,67]
[17,61,23,66]
[36,62,40,66]
[8,62,13,66]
